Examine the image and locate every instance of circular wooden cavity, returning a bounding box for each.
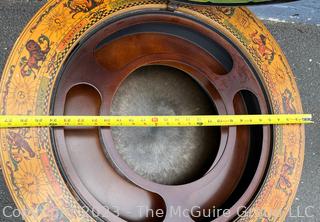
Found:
[0,1,305,222]
[52,12,270,222]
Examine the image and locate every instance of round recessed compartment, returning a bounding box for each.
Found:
[49,8,280,222]
[52,12,271,222]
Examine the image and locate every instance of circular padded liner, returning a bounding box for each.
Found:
[0,1,305,222]
[111,65,220,185]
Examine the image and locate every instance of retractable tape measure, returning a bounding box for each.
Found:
[0,114,313,128]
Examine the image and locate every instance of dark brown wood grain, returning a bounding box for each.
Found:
[52,12,271,222]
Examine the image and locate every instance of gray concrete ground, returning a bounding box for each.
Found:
[0,0,319,221]
[250,0,320,25]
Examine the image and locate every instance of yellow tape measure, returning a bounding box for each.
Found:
[0,114,313,128]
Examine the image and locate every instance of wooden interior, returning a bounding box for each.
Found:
[52,12,271,222]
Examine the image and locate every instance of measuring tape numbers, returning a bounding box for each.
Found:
[0,114,313,128]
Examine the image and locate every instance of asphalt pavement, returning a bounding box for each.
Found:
[0,0,319,221]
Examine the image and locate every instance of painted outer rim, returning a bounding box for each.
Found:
[0,1,304,221]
